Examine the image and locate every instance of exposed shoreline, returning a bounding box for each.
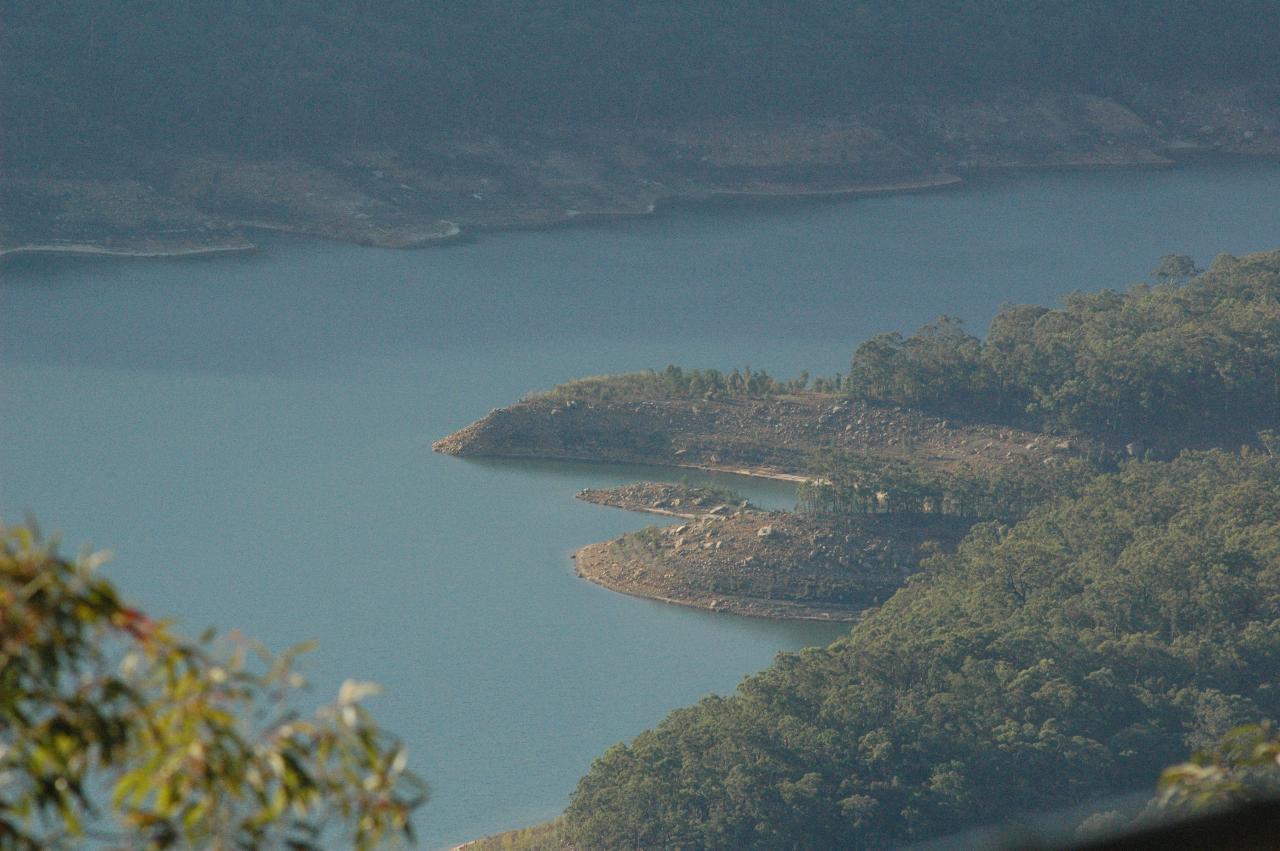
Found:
[671,463,808,483]
[431,394,1079,481]
[2,175,959,262]
[577,481,756,520]
[231,217,464,248]
[0,221,467,264]
[572,540,866,623]
[699,172,964,200]
[570,504,973,622]
[10,80,1280,264]
[0,240,257,261]
[4,152,1250,263]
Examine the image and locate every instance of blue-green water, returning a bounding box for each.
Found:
[2,160,1279,848]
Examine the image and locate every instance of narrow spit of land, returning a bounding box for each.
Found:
[574,482,971,621]
[575,481,756,519]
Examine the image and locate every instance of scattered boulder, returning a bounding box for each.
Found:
[576,481,757,518]
[573,510,973,621]
[434,394,1089,479]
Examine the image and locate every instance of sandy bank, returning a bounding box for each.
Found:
[672,463,809,483]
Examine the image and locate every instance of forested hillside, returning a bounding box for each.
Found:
[846,251,1280,442]
[564,449,1280,848]
[5,1,1279,167]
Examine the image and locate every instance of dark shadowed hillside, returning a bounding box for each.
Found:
[5,1,1280,164]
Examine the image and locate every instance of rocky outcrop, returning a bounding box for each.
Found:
[433,394,1077,478]
[576,482,753,519]
[573,510,970,621]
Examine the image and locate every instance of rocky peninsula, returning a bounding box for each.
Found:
[576,481,754,519]
[435,387,1079,619]
[432,392,1079,479]
[572,485,970,621]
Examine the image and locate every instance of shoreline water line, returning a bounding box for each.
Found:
[2,155,1213,264]
[0,241,258,262]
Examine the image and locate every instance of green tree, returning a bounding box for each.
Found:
[844,250,1280,440]
[1151,253,1203,283]
[1159,723,1280,812]
[0,521,425,850]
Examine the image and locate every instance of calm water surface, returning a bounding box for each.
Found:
[3,160,1279,847]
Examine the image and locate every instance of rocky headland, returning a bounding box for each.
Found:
[573,498,971,621]
[576,481,754,519]
[432,393,1081,479]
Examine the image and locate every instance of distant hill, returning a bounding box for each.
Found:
[5,3,1279,256]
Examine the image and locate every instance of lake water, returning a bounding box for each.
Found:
[3,160,1279,848]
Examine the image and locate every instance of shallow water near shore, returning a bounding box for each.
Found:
[3,159,1280,848]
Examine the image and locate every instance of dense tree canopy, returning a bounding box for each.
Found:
[4,1,1280,168]
[798,451,1095,522]
[847,250,1280,441]
[537,365,805,403]
[565,449,1280,848]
